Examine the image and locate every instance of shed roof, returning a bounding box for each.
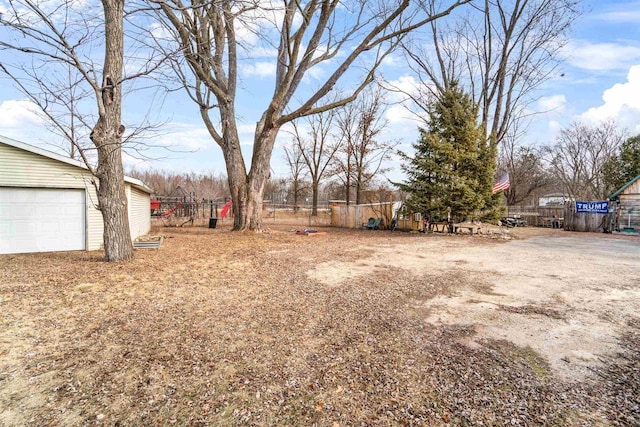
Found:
[0,134,153,194]
[609,173,640,200]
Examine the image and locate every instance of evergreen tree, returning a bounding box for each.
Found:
[602,134,640,195]
[398,82,499,222]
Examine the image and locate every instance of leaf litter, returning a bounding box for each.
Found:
[0,226,637,426]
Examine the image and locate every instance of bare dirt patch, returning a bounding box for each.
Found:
[1,225,638,426]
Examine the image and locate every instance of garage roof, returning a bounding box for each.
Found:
[0,135,153,194]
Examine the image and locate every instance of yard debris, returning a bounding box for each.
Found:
[295,228,327,236]
[133,235,164,249]
[498,303,565,320]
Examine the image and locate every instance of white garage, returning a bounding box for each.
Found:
[0,135,153,254]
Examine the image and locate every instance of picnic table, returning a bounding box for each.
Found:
[429,221,450,233]
[453,223,481,235]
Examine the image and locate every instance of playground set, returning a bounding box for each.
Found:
[150,185,231,227]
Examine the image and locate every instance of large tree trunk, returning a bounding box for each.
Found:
[90,0,133,262]
[293,179,299,212]
[222,138,249,231]
[355,170,363,205]
[345,147,351,206]
[95,137,133,261]
[311,180,319,216]
[223,120,278,231]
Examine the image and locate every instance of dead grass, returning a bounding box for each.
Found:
[0,225,636,426]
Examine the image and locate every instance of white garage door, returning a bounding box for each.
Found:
[0,187,86,254]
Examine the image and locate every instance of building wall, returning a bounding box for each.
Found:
[617,181,640,231]
[128,185,151,239]
[0,142,104,250]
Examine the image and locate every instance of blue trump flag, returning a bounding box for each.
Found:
[575,201,609,214]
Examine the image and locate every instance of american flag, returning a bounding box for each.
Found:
[492,172,510,194]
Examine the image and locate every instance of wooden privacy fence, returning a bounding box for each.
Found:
[563,201,609,232]
[505,206,565,227]
[331,202,394,229]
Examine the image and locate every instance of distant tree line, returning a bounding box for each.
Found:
[501,121,638,205]
[284,85,397,215]
[126,169,229,201]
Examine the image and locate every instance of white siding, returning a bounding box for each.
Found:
[0,142,103,250]
[127,185,151,239]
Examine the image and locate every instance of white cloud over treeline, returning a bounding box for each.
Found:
[581,64,640,133]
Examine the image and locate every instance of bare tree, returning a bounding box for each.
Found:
[393,0,580,148]
[499,132,551,205]
[546,120,625,200]
[335,86,396,205]
[0,63,94,159]
[263,176,289,207]
[152,0,471,231]
[291,110,341,216]
[282,140,309,212]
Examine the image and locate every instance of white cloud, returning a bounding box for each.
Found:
[580,65,640,133]
[538,95,566,114]
[562,39,640,71]
[596,2,640,24]
[241,61,277,78]
[382,75,430,127]
[381,54,402,67]
[147,22,174,41]
[599,9,640,23]
[236,123,257,136]
[233,1,302,48]
[155,123,214,151]
[383,74,423,100]
[0,99,45,128]
[122,150,150,169]
[245,46,279,58]
[239,138,254,147]
[547,120,563,138]
[385,103,418,126]
[304,65,327,82]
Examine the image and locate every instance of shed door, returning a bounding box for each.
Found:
[0,187,86,254]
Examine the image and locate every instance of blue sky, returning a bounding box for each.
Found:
[1,0,640,185]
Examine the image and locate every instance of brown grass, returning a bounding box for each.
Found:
[0,225,635,426]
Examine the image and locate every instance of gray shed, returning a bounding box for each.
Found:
[609,173,640,232]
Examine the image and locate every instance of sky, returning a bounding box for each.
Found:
[1,0,640,188]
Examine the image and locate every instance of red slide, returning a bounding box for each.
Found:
[220,200,232,219]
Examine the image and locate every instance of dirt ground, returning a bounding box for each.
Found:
[0,220,638,426]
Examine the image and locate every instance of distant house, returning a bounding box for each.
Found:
[609,173,640,232]
[0,135,153,254]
